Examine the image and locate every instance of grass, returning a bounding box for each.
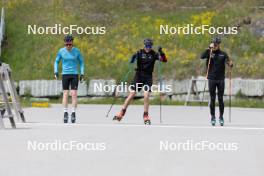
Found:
[20,96,264,109]
[0,0,263,81]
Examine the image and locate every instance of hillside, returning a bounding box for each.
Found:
[0,0,264,81]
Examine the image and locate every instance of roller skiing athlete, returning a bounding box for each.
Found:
[201,37,233,126]
[113,38,167,125]
[54,35,85,124]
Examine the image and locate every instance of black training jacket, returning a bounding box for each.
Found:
[201,49,230,80]
[130,49,167,76]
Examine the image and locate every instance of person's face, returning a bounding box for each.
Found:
[65,41,73,50]
[213,43,219,50]
[144,45,152,53]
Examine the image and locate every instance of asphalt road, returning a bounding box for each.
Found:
[0,104,263,176]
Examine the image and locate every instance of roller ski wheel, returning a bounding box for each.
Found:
[211,117,216,126]
[113,109,126,122]
[144,120,151,125]
[219,118,224,126]
[64,112,69,123]
[71,112,76,123]
[143,112,151,125]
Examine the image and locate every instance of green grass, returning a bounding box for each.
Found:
[20,96,264,109]
[0,0,263,81]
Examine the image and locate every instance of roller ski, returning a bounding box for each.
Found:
[64,112,69,123]
[113,109,126,122]
[143,112,151,125]
[71,112,76,123]
[219,117,224,126]
[211,116,216,126]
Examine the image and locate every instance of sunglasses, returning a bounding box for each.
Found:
[65,43,73,47]
[145,45,152,49]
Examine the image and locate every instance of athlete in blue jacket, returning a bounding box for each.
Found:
[54,35,85,123]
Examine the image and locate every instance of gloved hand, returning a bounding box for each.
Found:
[209,43,214,49]
[158,46,164,55]
[229,61,234,68]
[54,72,59,80]
[80,74,84,83]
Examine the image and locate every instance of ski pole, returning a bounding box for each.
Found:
[201,49,213,104]
[157,57,163,124]
[229,64,232,123]
[105,65,133,118]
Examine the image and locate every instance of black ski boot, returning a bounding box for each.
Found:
[143,112,151,125]
[113,109,126,122]
[0,108,5,116]
[219,117,224,126]
[211,116,216,126]
[64,112,69,123]
[71,112,76,123]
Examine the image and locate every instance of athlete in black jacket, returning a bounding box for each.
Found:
[113,38,167,125]
[201,37,233,126]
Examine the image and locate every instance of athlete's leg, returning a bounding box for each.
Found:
[122,91,136,110]
[62,75,71,123]
[70,75,79,113]
[71,90,78,110]
[114,74,139,121]
[143,91,150,113]
[122,73,140,110]
[209,80,217,117]
[217,80,225,118]
[143,76,152,113]
[68,75,79,123]
[113,91,136,121]
[62,75,71,112]
[63,90,69,109]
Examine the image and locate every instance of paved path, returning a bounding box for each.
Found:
[0,104,263,176]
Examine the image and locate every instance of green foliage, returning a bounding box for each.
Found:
[0,0,263,80]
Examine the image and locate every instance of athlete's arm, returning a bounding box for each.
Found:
[54,50,62,78]
[130,51,139,64]
[225,53,233,67]
[77,51,85,75]
[201,49,210,59]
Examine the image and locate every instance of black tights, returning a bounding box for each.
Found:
[209,80,225,118]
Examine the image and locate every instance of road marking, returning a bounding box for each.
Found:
[16,122,264,131]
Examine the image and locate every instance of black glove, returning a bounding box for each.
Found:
[158,46,164,55]
[54,72,59,79]
[80,74,84,83]
[0,61,2,66]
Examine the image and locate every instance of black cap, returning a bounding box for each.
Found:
[144,38,153,46]
[211,36,221,44]
[64,35,74,42]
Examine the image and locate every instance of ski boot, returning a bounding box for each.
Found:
[219,117,224,126]
[113,109,126,121]
[143,112,151,125]
[64,112,69,123]
[211,116,216,126]
[0,108,5,116]
[71,112,76,123]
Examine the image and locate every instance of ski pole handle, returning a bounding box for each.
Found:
[54,73,58,80]
[80,74,84,83]
[205,49,213,79]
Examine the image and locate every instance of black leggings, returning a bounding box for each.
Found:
[208,79,225,117]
